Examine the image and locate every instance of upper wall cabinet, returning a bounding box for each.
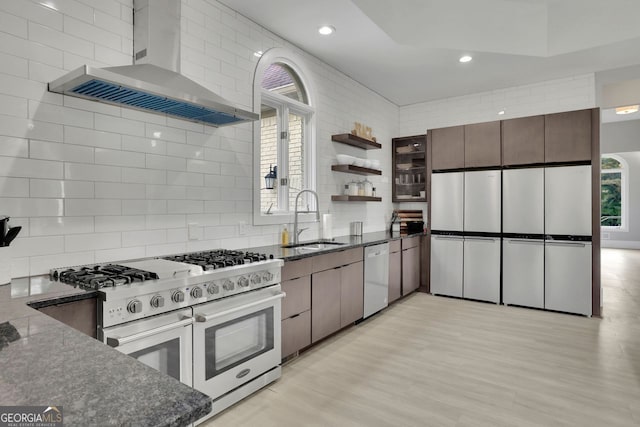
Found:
[544,109,592,163]
[502,115,545,166]
[464,121,501,168]
[431,125,464,170]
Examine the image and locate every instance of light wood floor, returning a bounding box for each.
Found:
[206,248,640,426]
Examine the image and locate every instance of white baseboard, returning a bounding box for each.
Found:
[601,240,640,249]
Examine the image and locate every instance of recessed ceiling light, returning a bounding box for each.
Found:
[459,55,472,63]
[498,110,505,115]
[254,51,263,58]
[615,105,639,115]
[318,26,335,36]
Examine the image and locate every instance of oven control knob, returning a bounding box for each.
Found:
[171,290,185,303]
[150,295,164,308]
[191,287,203,298]
[222,279,235,291]
[262,271,274,282]
[250,274,261,285]
[127,299,143,314]
[238,276,249,288]
[207,283,219,295]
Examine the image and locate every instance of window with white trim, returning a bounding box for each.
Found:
[601,155,627,230]
[254,51,316,224]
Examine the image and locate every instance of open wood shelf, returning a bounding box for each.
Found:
[332,133,382,150]
[331,164,382,176]
[331,195,382,202]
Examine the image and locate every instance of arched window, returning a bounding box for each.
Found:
[601,154,627,230]
[253,49,316,224]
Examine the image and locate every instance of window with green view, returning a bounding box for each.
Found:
[601,156,624,228]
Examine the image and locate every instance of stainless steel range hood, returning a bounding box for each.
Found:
[48,0,258,127]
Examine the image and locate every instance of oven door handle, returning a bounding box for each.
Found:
[106,316,194,348]
[195,291,286,323]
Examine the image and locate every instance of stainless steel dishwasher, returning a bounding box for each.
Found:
[363,242,390,319]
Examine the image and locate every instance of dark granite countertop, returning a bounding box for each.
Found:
[250,230,424,261]
[0,277,211,427]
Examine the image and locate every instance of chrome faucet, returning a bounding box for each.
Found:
[293,190,320,244]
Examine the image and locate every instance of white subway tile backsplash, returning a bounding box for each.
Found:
[96,148,146,168]
[29,251,95,276]
[145,124,187,143]
[167,228,188,243]
[65,163,121,182]
[28,100,94,127]
[146,215,185,230]
[187,159,220,175]
[11,257,30,278]
[95,182,145,199]
[121,108,167,126]
[0,10,27,38]
[204,200,235,214]
[0,93,28,118]
[186,186,220,201]
[29,21,93,59]
[65,15,122,51]
[0,1,62,32]
[95,114,145,137]
[0,115,64,142]
[63,124,122,152]
[95,246,145,263]
[168,200,204,214]
[11,235,64,257]
[0,136,28,157]
[204,174,234,188]
[95,215,145,232]
[30,140,94,163]
[65,199,121,216]
[30,217,94,236]
[94,45,132,67]
[0,177,29,197]
[167,142,205,159]
[65,232,121,252]
[0,52,28,78]
[146,154,187,171]
[122,136,167,155]
[167,171,203,186]
[122,200,167,215]
[63,97,122,117]
[145,243,186,258]
[146,185,187,200]
[122,229,166,247]
[186,213,220,227]
[30,180,94,198]
[0,157,63,179]
[122,167,166,184]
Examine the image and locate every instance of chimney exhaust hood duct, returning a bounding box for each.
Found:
[48,0,258,127]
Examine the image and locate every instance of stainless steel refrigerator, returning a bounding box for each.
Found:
[463,170,501,303]
[544,165,592,316]
[430,172,464,297]
[502,168,545,308]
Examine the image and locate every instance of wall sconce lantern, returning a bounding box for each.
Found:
[264,165,277,190]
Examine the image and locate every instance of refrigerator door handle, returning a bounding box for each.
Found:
[434,236,464,241]
[464,236,498,242]
[507,239,545,245]
[545,241,587,248]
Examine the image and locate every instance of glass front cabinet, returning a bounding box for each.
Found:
[392,135,427,202]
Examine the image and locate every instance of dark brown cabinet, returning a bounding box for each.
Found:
[388,240,402,303]
[502,115,545,165]
[431,125,464,170]
[281,259,313,358]
[340,261,364,327]
[464,121,501,168]
[311,247,364,343]
[402,237,421,295]
[545,109,592,163]
[38,297,97,338]
[392,135,427,202]
[311,268,342,343]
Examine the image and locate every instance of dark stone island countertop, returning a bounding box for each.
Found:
[0,230,423,426]
[0,277,211,427]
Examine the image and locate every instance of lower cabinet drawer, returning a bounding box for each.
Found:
[281,310,311,358]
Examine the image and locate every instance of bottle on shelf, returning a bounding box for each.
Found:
[281,226,289,246]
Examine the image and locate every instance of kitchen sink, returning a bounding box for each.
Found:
[282,240,346,249]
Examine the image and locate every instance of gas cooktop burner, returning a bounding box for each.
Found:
[50,264,159,290]
[163,250,272,271]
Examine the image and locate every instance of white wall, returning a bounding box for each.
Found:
[399,74,596,134]
[0,0,398,277]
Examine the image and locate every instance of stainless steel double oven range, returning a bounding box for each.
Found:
[51,250,284,422]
